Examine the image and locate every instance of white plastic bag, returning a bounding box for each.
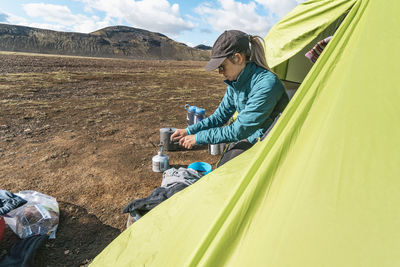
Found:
[4,190,59,239]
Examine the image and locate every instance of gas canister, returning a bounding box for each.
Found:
[152,144,169,173]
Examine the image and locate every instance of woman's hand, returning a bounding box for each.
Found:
[179,135,197,149]
[170,129,187,142]
[171,129,197,149]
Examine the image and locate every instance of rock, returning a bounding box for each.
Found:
[80,259,91,266]
[61,151,70,158]
[40,155,50,162]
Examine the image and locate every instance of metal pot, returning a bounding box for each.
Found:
[160,127,179,151]
[208,143,225,155]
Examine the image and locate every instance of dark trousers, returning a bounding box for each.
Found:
[216,113,282,168]
[216,140,253,168]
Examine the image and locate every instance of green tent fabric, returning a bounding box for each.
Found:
[265,0,354,97]
[265,0,355,70]
[91,0,400,266]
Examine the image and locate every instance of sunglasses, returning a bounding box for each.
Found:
[218,54,237,71]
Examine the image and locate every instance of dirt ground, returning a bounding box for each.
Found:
[0,51,225,266]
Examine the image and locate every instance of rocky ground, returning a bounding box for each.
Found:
[0,52,225,266]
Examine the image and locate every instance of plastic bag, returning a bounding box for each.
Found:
[4,190,59,239]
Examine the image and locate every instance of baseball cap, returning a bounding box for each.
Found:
[205,30,250,71]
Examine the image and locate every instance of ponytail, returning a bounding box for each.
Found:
[248,35,270,71]
[228,34,277,76]
[247,35,286,90]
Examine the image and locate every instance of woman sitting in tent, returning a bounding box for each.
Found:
[171,30,289,166]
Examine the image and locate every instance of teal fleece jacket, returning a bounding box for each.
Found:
[186,62,289,145]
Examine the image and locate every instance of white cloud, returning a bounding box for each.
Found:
[24,4,76,26]
[185,41,195,47]
[28,23,68,32]
[195,0,271,37]
[22,3,112,33]
[0,11,28,26]
[255,0,306,18]
[5,0,308,44]
[0,12,9,22]
[78,0,194,36]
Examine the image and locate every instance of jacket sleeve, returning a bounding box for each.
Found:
[195,73,283,144]
[186,87,236,135]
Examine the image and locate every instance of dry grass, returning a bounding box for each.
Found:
[0,52,226,266]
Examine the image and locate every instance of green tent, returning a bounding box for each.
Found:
[266,0,352,83]
[91,0,400,266]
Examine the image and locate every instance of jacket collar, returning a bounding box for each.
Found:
[224,62,256,90]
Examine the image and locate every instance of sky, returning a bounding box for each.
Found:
[0,0,306,47]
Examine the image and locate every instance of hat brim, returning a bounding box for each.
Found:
[204,57,226,71]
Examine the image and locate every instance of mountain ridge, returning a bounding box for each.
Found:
[0,23,210,61]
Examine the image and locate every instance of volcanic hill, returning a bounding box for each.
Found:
[0,23,210,60]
